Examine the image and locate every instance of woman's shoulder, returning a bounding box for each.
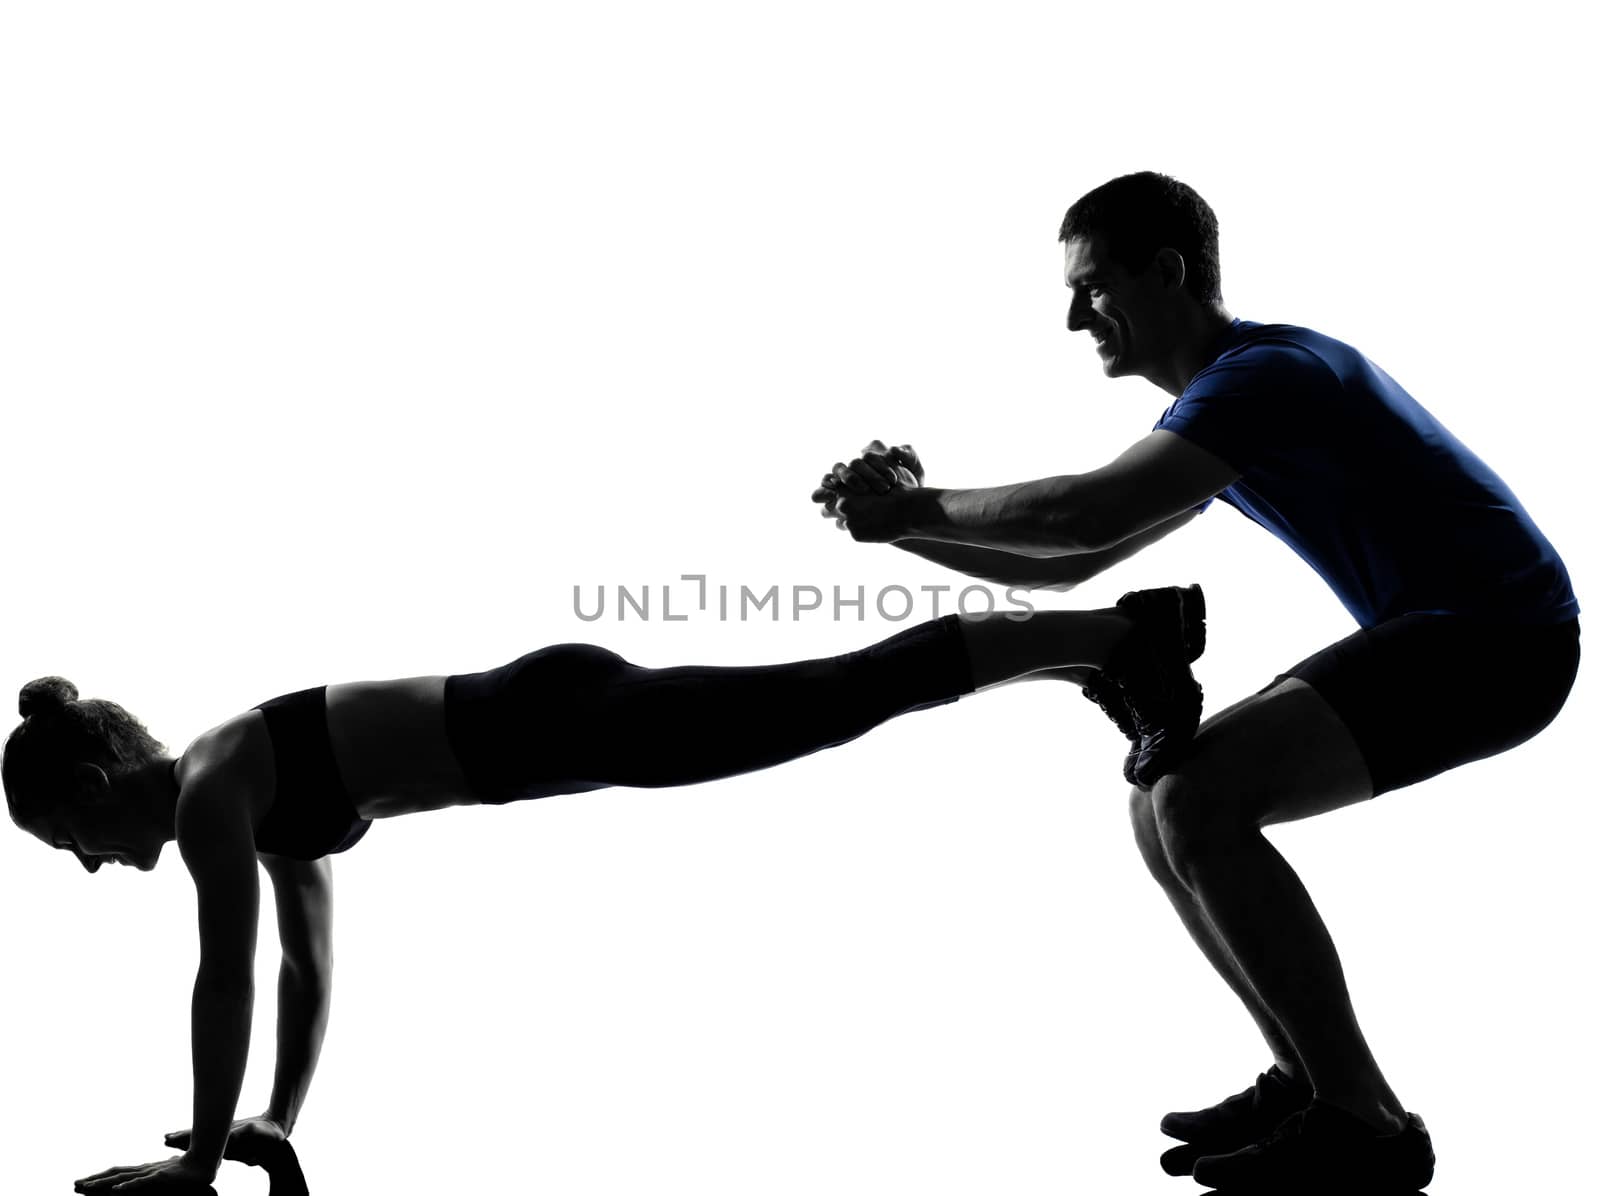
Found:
[174,711,276,848]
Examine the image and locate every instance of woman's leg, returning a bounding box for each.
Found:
[564,608,1135,789]
[959,608,1131,689]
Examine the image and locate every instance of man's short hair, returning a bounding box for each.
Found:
[1059,172,1222,305]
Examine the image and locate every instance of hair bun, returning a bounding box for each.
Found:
[19,677,79,719]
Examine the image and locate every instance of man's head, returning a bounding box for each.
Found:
[1059,173,1225,386]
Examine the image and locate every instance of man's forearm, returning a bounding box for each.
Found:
[266,959,332,1134]
[902,479,1107,556]
[187,975,255,1173]
[892,540,1081,589]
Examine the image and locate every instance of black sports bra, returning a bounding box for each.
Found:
[248,687,372,859]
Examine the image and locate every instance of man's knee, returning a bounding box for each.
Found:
[1150,771,1249,889]
[1128,786,1159,855]
[1130,785,1189,892]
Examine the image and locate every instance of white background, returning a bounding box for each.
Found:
[2,3,1591,1192]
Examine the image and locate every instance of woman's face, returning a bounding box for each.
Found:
[20,787,163,874]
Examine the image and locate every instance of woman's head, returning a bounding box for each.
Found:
[4,677,170,872]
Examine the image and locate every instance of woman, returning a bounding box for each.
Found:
[10,591,1203,1194]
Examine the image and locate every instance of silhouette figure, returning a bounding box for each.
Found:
[814,171,1580,1190]
[14,599,1202,1193]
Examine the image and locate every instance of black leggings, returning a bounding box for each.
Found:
[442,615,977,803]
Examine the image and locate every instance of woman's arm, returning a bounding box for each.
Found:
[175,779,262,1182]
[259,854,335,1135]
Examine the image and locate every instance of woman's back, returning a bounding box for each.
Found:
[180,674,480,863]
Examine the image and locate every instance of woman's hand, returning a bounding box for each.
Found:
[164,1114,287,1167]
[74,1153,215,1193]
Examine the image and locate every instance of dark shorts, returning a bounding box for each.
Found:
[1271,614,1580,795]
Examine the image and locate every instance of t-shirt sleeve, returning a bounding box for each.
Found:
[1155,344,1313,474]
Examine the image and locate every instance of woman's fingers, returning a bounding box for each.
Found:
[77,1163,138,1184]
[76,1167,141,1192]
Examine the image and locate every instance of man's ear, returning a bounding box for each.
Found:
[71,762,112,802]
[1153,247,1188,292]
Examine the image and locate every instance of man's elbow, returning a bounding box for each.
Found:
[1037,507,1120,555]
[1008,480,1114,554]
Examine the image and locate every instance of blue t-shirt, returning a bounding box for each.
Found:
[1156,320,1578,628]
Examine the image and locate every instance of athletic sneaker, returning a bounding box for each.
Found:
[1157,1065,1312,1175]
[1162,1064,1312,1144]
[1097,584,1206,787]
[1080,584,1207,784]
[1190,1099,1435,1192]
[1080,669,1141,780]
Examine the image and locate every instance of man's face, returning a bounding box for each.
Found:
[1063,234,1172,380]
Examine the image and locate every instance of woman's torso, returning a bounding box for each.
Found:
[324,675,477,819]
[180,674,481,858]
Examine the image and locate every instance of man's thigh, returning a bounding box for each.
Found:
[1168,677,1373,827]
[1281,614,1579,795]
[1169,613,1580,827]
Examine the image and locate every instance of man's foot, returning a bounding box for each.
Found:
[1080,584,1206,785]
[1190,1099,1435,1192]
[1099,583,1205,787]
[1162,1064,1312,1144]
[1156,1065,1312,1175]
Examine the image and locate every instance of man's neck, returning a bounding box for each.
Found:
[1149,305,1236,397]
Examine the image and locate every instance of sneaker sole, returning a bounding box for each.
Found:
[1190,1112,1434,1192]
[1178,582,1206,662]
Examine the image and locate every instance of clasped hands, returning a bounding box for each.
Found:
[811,439,926,542]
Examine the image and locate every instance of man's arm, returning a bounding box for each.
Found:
[259,854,335,1137]
[857,431,1239,556]
[894,506,1201,590]
[175,782,262,1182]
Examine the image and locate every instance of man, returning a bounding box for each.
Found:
[814,171,1579,1190]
